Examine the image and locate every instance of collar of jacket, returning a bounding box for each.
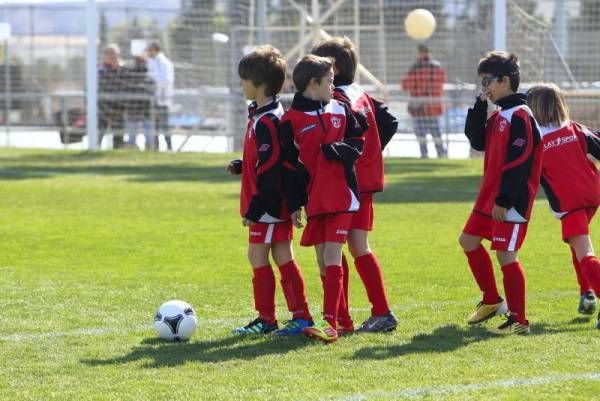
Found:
[291,92,328,112]
[495,92,526,109]
[333,76,353,87]
[248,97,280,118]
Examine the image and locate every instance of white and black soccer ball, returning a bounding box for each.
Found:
[153,300,197,341]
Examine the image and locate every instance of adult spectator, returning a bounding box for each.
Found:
[401,44,447,158]
[98,43,129,148]
[146,41,174,151]
[125,55,156,150]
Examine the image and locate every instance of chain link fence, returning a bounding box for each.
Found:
[0,0,598,154]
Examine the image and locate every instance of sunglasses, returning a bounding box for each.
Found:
[481,75,501,88]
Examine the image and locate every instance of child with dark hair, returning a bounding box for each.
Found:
[279,54,367,342]
[228,45,313,336]
[311,36,398,334]
[527,83,600,323]
[460,51,543,335]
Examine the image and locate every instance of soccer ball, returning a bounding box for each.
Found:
[153,300,197,341]
[405,9,437,40]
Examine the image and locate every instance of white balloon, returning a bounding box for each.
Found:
[405,9,437,40]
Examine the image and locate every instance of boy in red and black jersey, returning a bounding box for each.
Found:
[460,51,543,335]
[279,54,367,342]
[311,37,398,333]
[227,45,313,336]
[527,83,600,323]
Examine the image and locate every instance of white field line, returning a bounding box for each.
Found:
[324,372,600,401]
[0,290,579,343]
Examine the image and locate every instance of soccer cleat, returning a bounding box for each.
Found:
[467,297,508,325]
[337,321,355,336]
[578,291,597,315]
[488,315,530,335]
[356,311,398,333]
[272,318,313,336]
[232,317,278,335]
[303,319,338,342]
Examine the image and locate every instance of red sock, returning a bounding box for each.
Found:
[501,261,527,324]
[465,246,500,304]
[571,248,592,295]
[580,255,600,295]
[355,253,390,316]
[278,260,311,321]
[323,265,343,329]
[337,254,352,326]
[252,265,276,324]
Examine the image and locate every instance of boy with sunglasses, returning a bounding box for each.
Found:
[459,51,543,335]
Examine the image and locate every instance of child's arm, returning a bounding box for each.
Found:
[371,97,399,151]
[321,103,367,163]
[495,113,538,214]
[583,127,600,161]
[278,119,308,215]
[464,96,488,151]
[244,116,283,223]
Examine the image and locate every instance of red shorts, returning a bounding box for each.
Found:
[463,212,529,251]
[248,221,293,244]
[300,213,354,246]
[350,193,374,231]
[561,207,597,241]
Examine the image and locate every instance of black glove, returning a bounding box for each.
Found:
[228,159,242,175]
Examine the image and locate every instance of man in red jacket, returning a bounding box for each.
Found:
[401,44,447,158]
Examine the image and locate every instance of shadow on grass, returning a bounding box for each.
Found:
[0,151,237,183]
[81,334,314,368]
[350,322,564,360]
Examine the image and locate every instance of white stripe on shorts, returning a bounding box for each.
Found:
[264,223,274,244]
[508,224,520,251]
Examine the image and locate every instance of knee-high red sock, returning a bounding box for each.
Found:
[571,248,592,295]
[278,260,312,321]
[337,254,352,326]
[252,265,276,324]
[501,261,526,324]
[465,246,500,304]
[580,255,600,295]
[323,265,343,329]
[355,253,390,316]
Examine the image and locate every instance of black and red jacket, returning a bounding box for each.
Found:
[279,93,367,218]
[539,121,600,218]
[237,99,288,223]
[464,93,543,221]
[334,78,398,193]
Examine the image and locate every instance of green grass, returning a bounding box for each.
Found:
[1,149,600,401]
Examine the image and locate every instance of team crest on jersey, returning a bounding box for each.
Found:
[498,120,508,132]
[331,116,342,129]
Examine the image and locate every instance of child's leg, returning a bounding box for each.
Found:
[460,232,500,304]
[497,250,527,324]
[337,253,353,327]
[348,229,390,316]
[570,246,592,296]
[272,241,311,321]
[322,241,344,329]
[570,235,600,295]
[248,243,276,324]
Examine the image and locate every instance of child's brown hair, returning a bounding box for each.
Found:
[238,45,286,97]
[311,36,358,83]
[478,51,520,92]
[526,83,569,127]
[292,54,333,93]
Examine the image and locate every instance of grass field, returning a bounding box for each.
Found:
[2,149,600,401]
